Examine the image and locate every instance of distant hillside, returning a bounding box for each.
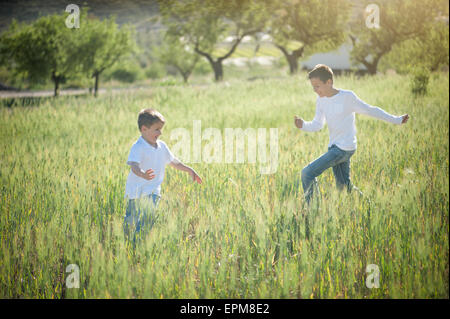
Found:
[0,0,161,32]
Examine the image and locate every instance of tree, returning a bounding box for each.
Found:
[159,33,199,83]
[349,0,446,75]
[267,0,351,75]
[379,19,449,74]
[77,15,137,97]
[414,20,449,72]
[159,0,266,82]
[0,14,80,96]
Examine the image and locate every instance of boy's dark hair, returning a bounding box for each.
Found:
[138,108,165,130]
[308,64,334,83]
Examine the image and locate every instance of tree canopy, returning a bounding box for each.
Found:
[0,9,137,96]
[76,14,137,96]
[158,33,199,83]
[0,14,80,96]
[349,0,447,75]
[158,0,266,81]
[267,0,351,74]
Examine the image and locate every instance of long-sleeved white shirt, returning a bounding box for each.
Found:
[301,89,403,151]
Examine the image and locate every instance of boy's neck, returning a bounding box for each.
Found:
[142,135,158,148]
[324,87,340,97]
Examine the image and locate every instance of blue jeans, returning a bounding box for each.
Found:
[123,194,160,243]
[301,145,355,203]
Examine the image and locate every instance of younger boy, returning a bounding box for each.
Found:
[295,64,409,203]
[124,108,202,242]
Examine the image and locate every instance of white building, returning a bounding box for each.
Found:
[300,42,367,72]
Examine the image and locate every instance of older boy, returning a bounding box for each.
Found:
[295,64,409,203]
[124,108,202,242]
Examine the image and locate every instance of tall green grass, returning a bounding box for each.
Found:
[0,72,448,298]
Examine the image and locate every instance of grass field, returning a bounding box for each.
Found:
[0,72,448,298]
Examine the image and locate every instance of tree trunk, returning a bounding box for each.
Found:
[360,54,382,75]
[367,64,377,75]
[365,58,379,75]
[195,41,237,82]
[94,72,99,97]
[181,70,192,83]
[174,64,192,84]
[52,71,60,97]
[211,60,223,82]
[54,79,60,97]
[276,45,304,75]
[287,54,299,75]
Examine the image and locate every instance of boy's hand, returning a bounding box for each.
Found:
[401,114,409,124]
[294,116,304,129]
[189,169,202,184]
[129,162,156,181]
[143,169,155,181]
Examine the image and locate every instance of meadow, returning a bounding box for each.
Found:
[0,71,448,298]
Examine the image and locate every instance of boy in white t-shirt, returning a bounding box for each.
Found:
[124,108,202,242]
[294,64,409,203]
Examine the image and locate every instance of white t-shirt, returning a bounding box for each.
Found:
[124,137,176,199]
[301,89,403,151]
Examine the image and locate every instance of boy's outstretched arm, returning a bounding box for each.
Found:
[295,104,325,132]
[169,159,202,184]
[351,92,409,125]
[128,161,155,180]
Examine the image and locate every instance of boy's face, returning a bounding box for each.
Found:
[141,121,164,146]
[310,77,333,97]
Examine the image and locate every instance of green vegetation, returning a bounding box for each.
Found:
[267,0,351,74]
[349,0,448,75]
[0,10,136,96]
[1,73,448,298]
[1,0,448,87]
[158,0,266,82]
